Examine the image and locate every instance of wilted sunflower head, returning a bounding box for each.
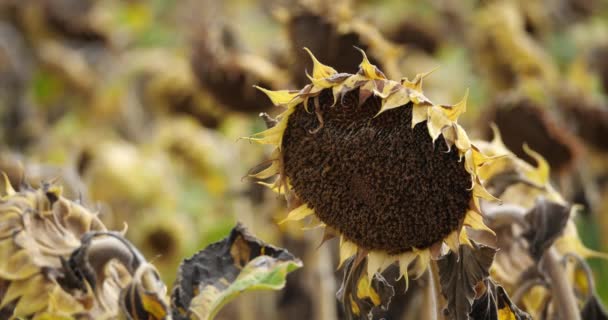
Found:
[0,174,169,319]
[482,94,582,175]
[281,1,402,86]
[249,48,498,282]
[473,129,608,319]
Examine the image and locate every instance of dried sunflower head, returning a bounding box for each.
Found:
[474,129,608,319]
[281,1,402,86]
[249,49,497,283]
[471,0,558,92]
[0,174,169,319]
[482,94,582,175]
[191,22,290,114]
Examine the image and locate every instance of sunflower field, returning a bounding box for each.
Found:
[1,0,608,319]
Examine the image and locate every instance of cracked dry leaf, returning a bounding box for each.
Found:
[336,256,396,320]
[470,280,531,320]
[170,223,302,320]
[438,241,497,320]
[522,197,571,261]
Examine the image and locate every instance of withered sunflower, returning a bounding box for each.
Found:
[0,175,169,319]
[249,49,497,284]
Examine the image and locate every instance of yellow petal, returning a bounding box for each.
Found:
[376,87,410,116]
[0,239,39,280]
[444,230,460,253]
[249,161,280,180]
[459,229,472,247]
[411,248,430,279]
[245,109,293,145]
[464,210,495,236]
[245,126,284,145]
[256,178,283,194]
[47,285,84,315]
[441,89,469,122]
[454,124,472,152]
[254,86,299,106]
[357,274,381,306]
[339,238,358,269]
[331,84,344,107]
[473,182,501,202]
[0,172,15,198]
[397,251,417,290]
[522,144,550,185]
[303,47,337,79]
[427,106,452,142]
[349,295,361,316]
[489,123,508,151]
[1,274,51,316]
[366,251,386,282]
[411,105,429,128]
[279,204,314,224]
[355,47,386,80]
[401,67,438,92]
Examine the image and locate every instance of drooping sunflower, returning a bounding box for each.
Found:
[0,174,169,319]
[249,48,498,283]
[474,127,608,319]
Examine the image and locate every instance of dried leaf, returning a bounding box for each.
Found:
[170,223,302,320]
[522,198,570,261]
[581,295,608,320]
[470,280,531,320]
[336,256,396,320]
[438,241,497,320]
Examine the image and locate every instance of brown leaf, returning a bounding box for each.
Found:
[336,256,396,320]
[470,280,531,320]
[170,222,301,320]
[438,241,497,320]
[522,197,570,261]
[581,294,608,320]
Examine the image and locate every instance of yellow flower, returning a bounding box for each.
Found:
[249,48,497,284]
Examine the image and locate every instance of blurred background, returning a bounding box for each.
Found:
[1,0,607,318]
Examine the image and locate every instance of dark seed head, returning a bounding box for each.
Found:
[282,89,472,254]
[484,98,580,173]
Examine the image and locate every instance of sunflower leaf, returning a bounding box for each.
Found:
[470,280,531,320]
[336,256,396,320]
[522,197,571,261]
[581,294,608,320]
[170,223,302,320]
[438,240,496,320]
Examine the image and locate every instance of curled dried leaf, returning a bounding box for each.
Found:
[522,198,571,261]
[170,223,302,320]
[336,256,396,320]
[470,280,531,320]
[438,240,497,320]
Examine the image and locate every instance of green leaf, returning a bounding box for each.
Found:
[170,223,302,320]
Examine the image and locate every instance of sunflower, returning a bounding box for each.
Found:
[0,174,169,318]
[249,48,498,284]
[474,127,608,319]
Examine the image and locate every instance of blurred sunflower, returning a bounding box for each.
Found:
[249,48,498,283]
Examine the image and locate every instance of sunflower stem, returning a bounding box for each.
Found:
[430,260,446,319]
[542,247,581,320]
[423,264,441,320]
